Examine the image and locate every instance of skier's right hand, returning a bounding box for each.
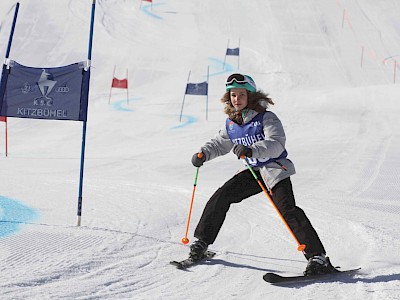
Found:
[192,152,206,167]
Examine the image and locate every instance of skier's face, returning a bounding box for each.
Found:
[230,88,248,111]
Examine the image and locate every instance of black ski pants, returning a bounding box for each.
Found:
[194,170,326,259]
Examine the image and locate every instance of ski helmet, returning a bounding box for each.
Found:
[225,73,256,93]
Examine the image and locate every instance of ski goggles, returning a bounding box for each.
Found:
[225,73,257,92]
[226,73,248,85]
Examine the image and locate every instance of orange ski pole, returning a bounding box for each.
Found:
[241,157,306,252]
[181,152,203,245]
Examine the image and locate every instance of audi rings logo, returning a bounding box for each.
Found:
[56,86,70,93]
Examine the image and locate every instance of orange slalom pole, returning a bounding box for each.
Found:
[241,157,306,252]
[5,119,8,157]
[181,153,203,245]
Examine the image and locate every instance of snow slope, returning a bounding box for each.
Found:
[0,0,399,299]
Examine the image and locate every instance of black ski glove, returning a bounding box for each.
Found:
[233,144,252,159]
[192,152,206,167]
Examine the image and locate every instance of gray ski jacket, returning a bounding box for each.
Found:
[199,110,295,189]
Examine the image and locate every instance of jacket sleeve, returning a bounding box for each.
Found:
[199,124,234,161]
[250,111,286,159]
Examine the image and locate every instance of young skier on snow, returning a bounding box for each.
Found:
[189,73,336,275]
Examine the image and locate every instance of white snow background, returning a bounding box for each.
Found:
[0,0,399,299]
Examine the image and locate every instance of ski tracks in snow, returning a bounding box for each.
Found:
[0,223,174,299]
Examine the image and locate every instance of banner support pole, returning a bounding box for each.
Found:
[5,3,20,62]
[126,68,129,104]
[77,0,96,226]
[0,4,19,157]
[5,119,8,157]
[237,38,241,70]
[223,39,229,70]
[108,65,116,104]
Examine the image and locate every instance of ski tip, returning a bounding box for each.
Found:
[263,273,282,284]
[350,267,362,273]
[205,251,217,258]
[169,251,217,270]
[337,267,362,273]
[169,261,185,269]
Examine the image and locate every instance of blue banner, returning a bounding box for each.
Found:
[0,61,89,121]
[185,81,208,96]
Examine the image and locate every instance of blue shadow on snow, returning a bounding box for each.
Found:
[171,115,197,129]
[0,196,39,238]
[208,57,236,77]
[141,3,165,20]
[112,98,142,112]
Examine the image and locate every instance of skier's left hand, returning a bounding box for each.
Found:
[233,144,252,159]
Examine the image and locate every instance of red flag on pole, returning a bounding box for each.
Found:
[0,116,6,122]
[109,66,129,104]
[112,78,128,89]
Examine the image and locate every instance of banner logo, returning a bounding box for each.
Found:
[34,69,57,106]
[17,69,73,107]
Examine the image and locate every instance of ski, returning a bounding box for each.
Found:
[263,268,361,285]
[170,251,216,270]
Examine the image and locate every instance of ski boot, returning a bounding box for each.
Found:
[304,254,338,276]
[189,239,208,260]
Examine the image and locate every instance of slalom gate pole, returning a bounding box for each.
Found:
[5,119,8,157]
[179,71,191,122]
[241,157,306,252]
[181,153,203,245]
[77,0,96,226]
[108,65,116,104]
[126,68,129,104]
[5,3,20,60]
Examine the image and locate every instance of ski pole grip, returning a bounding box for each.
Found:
[197,152,203,158]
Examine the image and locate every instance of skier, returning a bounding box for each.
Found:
[189,73,336,276]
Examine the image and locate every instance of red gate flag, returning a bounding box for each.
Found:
[0,116,6,122]
[109,66,129,104]
[112,77,128,89]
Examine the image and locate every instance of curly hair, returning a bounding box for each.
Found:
[220,90,274,123]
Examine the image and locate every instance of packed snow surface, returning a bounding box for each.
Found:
[0,0,399,299]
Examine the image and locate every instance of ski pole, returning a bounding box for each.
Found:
[241,157,306,252]
[181,153,203,245]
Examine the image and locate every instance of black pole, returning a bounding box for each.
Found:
[77,0,96,226]
[5,3,20,60]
